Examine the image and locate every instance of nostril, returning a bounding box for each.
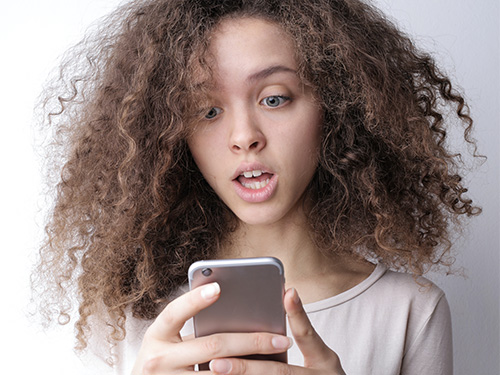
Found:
[230,136,265,152]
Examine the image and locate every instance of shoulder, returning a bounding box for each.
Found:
[375,269,454,372]
[374,267,446,309]
[358,266,453,361]
[357,265,448,328]
[377,267,444,296]
[370,267,451,347]
[335,263,450,332]
[304,263,446,314]
[299,265,452,372]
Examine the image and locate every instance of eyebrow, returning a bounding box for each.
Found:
[246,65,296,83]
[190,65,297,93]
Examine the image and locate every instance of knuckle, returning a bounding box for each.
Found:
[304,325,316,337]
[143,356,161,375]
[251,333,267,351]
[203,336,224,356]
[152,308,176,337]
[186,289,199,306]
[236,359,248,374]
[152,303,176,335]
[161,304,176,326]
[275,362,293,375]
[298,325,316,339]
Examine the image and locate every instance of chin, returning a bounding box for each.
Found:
[232,210,275,226]
[233,207,296,227]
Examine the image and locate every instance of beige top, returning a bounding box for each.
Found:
[83,263,452,375]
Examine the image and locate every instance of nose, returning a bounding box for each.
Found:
[228,110,266,153]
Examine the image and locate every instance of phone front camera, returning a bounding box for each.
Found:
[202,268,212,277]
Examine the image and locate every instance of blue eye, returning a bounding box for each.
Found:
[261,95,289,108]
[205,107,222,119]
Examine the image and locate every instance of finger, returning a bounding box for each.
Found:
[148,332,292,369]
[182,333,195,341]
[194,332,292,365]
[284,288,326,359]
[209,357,304,375]
[147,282,221,341]
[284,288,342,369]
[143,351,213,375]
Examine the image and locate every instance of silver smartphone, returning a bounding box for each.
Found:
[188,257,287,369]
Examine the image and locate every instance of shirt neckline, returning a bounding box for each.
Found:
[303,262,387,313]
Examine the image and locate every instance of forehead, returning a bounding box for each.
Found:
[190,17,298,90]
[211,17,292,50]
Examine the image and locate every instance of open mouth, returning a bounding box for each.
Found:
[236,169,274,190]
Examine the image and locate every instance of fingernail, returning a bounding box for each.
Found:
[292,288,301,305]
[272,336,293,350]
[210,359,232,374]
[201,282,220,300]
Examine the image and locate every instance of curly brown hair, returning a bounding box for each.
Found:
[33,0,480,352]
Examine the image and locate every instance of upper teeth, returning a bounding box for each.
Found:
[243,170,262,178]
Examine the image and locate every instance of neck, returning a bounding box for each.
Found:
[218,219,375,304]
[221,218,320,274]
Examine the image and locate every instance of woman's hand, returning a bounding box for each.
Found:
[209,288,346,375]
[131,282,294,375]
[132,284,345,374]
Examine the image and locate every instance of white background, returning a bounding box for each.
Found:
[1,0,498,374]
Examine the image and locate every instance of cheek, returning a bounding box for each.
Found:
[293,114,322,175]
[308,111,323,154]
[187,126,226,164]
[187,137,223,190]
[187,138,210,175]
[290,112,322,157]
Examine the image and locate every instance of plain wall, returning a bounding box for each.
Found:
[1,1,498,374]
[373,1,500,373]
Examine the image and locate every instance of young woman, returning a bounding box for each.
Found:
[33,0,480,374]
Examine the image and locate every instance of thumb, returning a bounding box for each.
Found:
[284,288,345,373]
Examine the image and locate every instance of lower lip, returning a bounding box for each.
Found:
[232,174,278,203]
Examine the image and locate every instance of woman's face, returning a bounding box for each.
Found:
[188,17,322,227]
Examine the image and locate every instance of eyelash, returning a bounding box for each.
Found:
[204,107,222,120]
[260,95,291,108]
[203,95,291,120]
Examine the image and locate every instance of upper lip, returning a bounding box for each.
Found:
[231,162,275,180]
